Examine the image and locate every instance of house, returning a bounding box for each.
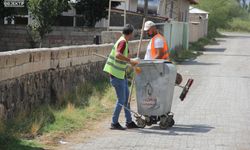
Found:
[155,0,199,50]
[157,0,198,22]
[189,6,209,42]
[102,0,201,49]
[117,0,138,12]
[3,0,198,27]
[97,0,198,29]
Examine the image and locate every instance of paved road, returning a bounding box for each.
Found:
[63,33,250,150]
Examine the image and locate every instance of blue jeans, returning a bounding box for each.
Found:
[110,76,132,124]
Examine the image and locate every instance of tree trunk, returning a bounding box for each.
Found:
[39,38,43,48]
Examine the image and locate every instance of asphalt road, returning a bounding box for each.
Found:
[60,32,250,150]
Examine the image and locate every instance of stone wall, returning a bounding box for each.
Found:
[0,40,149,120]
[0,25,106,51]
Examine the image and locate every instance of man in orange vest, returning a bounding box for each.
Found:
[143,21,182,124]
[144,21,169,60]
[144,20,182,84]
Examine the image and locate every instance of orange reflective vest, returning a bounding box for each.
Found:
[151,33,169,60]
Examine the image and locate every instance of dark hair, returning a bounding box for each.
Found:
[122,24,134,35]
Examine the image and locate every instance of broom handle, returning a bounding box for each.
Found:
[136,18,146,58]
[128,18,146,105]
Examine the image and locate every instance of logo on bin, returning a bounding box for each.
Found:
[142,82,158,109]
[142,96,157,109]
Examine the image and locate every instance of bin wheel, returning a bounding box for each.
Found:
[136,117,146,128]
[145,116,152,126]
[159,122,168,129]
[146,121,153,126]
[159,115,168,129]
[168,118,175,127]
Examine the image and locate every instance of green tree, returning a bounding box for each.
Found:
[197,0,246,35]
[248,2,250,12]
[28,0,70,47]
[75,0,120,27]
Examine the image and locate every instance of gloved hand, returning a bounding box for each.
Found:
[130,58,141,74]
[129,59,139,67]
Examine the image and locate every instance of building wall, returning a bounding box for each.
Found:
[96,10,167,29]
[0,25,106,51]
[0,39,149,120]
[129,0,138,12]
[157,0,166,17]
[178,0,190,22]
[116,0,138,12]
[189,13,208,42]
[158,0,190,22]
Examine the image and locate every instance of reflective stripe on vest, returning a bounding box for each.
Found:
[151,33,169,60]
[103,36,128,79]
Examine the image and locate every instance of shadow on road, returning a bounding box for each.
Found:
[180,60,220,66]
[225,35,250,39]
[130,124,214,136]
[204,47,226,52]
[215,39,227,43]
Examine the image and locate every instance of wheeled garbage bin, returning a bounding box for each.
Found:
[135,60,177,129]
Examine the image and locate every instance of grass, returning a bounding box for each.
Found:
[170,32,220,63]
[42,86,115,134]
[169,39,208,62]
[0,79,116,149]
[189,38,211,52]
[0,134,43,150]
[170,49,200,62]
[225,18,250,33]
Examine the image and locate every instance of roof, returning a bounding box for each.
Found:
[187,0,199,4]
[189,6,209,14]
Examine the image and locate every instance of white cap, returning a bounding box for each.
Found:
[144,21,156,31]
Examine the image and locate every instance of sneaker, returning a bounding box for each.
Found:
[126,121,139,129]
[110,123,126,130]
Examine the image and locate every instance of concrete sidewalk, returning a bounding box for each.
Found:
[62,33,250,150]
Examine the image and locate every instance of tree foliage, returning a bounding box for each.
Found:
[75,0,120,27]
[28,0,70,47]
[197,0,249,34]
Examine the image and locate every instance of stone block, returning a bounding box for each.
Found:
[11,66,23,79]
[0,68,11,81]
[50,47,61,60]
[40,50,51,62]
[50,59,60,69]
[88,45,99,56]
[101,31,122,44]
[59,58,72,68]
[15,51,30,66]
[4,53,16,68]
